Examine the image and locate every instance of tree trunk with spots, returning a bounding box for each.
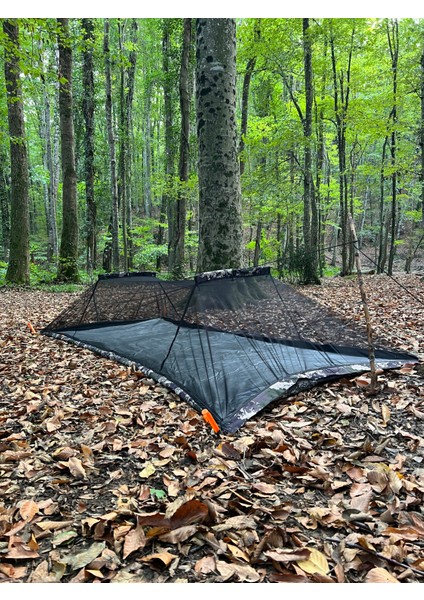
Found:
[56,18,79,282]
[3,20,30,285]
[196,18,243,272]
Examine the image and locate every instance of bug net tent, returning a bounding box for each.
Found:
[41,267,417,433]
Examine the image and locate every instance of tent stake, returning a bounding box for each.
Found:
[348,214,378,392]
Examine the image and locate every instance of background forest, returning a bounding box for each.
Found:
[1,17,424,287]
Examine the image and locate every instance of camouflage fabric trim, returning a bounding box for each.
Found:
[98,271,157,280]
[225,358,413,433]
[195,266,270,284]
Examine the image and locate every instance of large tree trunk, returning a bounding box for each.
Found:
[82,18,97,273]
[3,20,30,285]
[196,19,243,272]
[103,19,120,272]
[56,18,79,282]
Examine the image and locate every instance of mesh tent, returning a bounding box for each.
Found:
[42,267,418,433]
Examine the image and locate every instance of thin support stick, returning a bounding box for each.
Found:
[348,213,378,392]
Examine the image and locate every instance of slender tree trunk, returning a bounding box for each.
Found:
[118,20,128,272]
[377,137,389,273]
[125,19,137,269]
[3,20,30,285]
[303,18,319,283]
[162,19,176,273]
[103,19,120,272]
[196,19,243,272]
[387,19,399,276]
[421,46,424,225]
[56,18,79,282]
[82,18,96,273]
[173,17,192,278]
[330,26,354,276]
[0,150,10,262]
[40,76,59,264]
[253,220,262,266]
[239,57,256,176]
[143,88,152,218]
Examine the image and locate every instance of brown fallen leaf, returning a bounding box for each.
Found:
[253,482,277,494]
[296,548,330,575]
[19,499,39,522]
[122,524,146,559]
[170,499,210,529]
[36,520,74,531]
[6,543,39,560]
[195,556,216,574]
[0,563,27,580]
[68,457,87,479]
[264,548,311,563]
[140,551,177,567]
[365,567,400,583]
[216,561,260,583]
[159,525,198,544]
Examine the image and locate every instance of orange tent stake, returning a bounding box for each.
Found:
[27,321,37,334]
[202,409,220,433]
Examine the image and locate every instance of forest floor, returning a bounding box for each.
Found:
[0,273,423,585]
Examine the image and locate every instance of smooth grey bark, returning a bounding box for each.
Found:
[196,18,243,272]
[103,19,120,272]
[3,20,30,285]
[82,18,97,273]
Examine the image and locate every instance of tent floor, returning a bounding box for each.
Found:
[55,318,412,431]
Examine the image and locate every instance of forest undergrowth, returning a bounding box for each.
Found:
[0,273,423,584]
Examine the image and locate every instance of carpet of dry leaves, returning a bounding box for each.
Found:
[0,273,423,584]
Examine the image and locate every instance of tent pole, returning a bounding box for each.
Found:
[348,213,377,392]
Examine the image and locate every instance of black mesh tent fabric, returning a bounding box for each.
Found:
[42,267,418,433]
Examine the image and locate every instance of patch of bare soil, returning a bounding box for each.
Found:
[0,275,423,583]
